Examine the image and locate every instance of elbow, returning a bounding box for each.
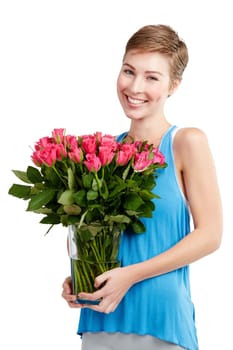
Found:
[210,207,223,252]
[210,235,222,252]
[207,227,223,253]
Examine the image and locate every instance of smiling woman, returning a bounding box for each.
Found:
[117,51,180,126]
[1,0,232,348]
[60,23,223,350]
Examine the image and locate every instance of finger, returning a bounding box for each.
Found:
[78,289,103,302]
[67,300,86,309]
[94,272,108,289]
[62,276,71,286]
[61,290,75,301]
[87,298,116,314]
[62,276,72,293]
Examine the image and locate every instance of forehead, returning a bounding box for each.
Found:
[123,50,171,74]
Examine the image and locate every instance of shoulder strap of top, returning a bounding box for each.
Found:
[171,126,180,144]
[116,132,127,142]
[159,125,177,151]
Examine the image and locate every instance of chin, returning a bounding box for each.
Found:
[126,111,144,120]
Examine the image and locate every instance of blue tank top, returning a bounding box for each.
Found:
[77,125,199,350]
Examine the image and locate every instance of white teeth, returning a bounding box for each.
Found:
[128,97,145,104]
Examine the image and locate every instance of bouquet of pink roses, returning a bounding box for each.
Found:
[8,128,167,301]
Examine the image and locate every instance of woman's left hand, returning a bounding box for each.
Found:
[77,266,134,314]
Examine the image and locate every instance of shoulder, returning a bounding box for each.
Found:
[174,126,209,152]
[173,127,212,170]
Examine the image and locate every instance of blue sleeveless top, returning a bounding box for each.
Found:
[77,125,199,350]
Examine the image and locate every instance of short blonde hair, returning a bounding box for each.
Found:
[124,24,189,82]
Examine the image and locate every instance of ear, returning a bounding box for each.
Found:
[168,79,181,97]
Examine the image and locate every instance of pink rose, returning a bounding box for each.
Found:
[68,147,83,163]
[84,153,101,172]
[32,146,57,166]
[31,143,67,167]
[116,143,136,165]
[65,135,79,151]
[98,146,115,166]
[99,134,118,151]
[34,136,53,151]
[52,128,65,144]
[153,148,165,165]
[55,144,67,160]
[81,135,97,154]
[133,150,153,171]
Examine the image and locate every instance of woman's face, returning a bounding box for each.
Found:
[117,50,176,121]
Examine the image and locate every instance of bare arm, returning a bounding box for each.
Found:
[124,127,223,283]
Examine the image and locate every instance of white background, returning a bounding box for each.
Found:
[0,1,232,349]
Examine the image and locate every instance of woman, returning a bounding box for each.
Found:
[62,24,222,350]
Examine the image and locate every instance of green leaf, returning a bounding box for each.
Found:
[142,173,156,190]
[79,228,95,242]
[73,189,86,206]
[68,167,75,190]
[139,189,156,200]
[125,178,138,189]
[138,202,155,217]
[91,177,98,192]
[99,178,109,200]
[131,219,146,234]
[43,167,62,186]
[58,189,74,205]
[122,161,132,180]
[40,214,61,225]
[87,189,98,201]
[27,166,44,183]
[11,170,32,184]
[106,214,131,224]
[123,193,144,211]
[27,189,56,211]
[125,209,139,216]
[108,183,127,198]
[82,173,93,189]
[85,210,95,223]
[60,214,80,226]
[8,184,31,198]
[32,208,53,214]
[63,204,81,215]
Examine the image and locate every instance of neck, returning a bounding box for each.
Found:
[127,119,171,146]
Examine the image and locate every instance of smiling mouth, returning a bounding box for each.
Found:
[127,96,147,105]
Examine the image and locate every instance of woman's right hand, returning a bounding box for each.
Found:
[61,276,85,309]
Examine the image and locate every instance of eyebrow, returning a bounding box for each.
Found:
[123,62,163,76]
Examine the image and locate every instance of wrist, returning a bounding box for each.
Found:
[123,263,146,285]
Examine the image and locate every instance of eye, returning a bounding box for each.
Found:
[123,69,134,76]
[148,76,159,81]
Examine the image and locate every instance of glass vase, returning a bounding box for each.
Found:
[68,223,121,304]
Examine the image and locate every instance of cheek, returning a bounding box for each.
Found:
[117,76,128,104]
[155,93,163,103]
[150,85,169,103]
[116,75,126,93]
[148,88,162,102]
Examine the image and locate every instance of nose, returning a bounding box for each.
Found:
[129,76,145,94]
